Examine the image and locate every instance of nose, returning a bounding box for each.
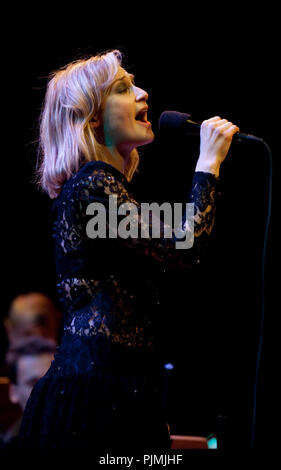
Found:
[134,85,148,102]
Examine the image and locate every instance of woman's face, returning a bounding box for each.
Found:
[100,67,154,155]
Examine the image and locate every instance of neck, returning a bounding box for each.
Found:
[97,144,132,175]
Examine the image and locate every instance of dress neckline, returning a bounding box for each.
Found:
[79,160,128,184]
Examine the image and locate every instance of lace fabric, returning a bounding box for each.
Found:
[18,160,220,450]
[52,161,219,346]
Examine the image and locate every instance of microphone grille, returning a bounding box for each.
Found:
[159,111,192,132]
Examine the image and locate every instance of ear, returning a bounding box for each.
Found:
[8,383,20,405]
[89,117,100,129]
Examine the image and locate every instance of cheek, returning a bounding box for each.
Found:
[105,101,134,132]
[115,106,134,129]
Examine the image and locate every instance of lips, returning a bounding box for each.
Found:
[136,120,151,128]
[135,106,149,123]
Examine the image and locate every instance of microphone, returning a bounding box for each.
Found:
[159,111,262,143]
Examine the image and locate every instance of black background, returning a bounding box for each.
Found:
[1,15,277,451]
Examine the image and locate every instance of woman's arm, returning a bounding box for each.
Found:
[196,116,240,176]
[78,117,239,269]
[78,168,217,269]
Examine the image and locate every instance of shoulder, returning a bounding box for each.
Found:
[76,161,129,197]
[53,161,131,211]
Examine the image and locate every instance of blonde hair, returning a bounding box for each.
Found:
[37,50,139,198]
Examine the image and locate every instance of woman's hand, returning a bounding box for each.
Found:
[195,116,240,176]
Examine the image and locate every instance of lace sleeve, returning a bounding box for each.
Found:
[77,168,219,269]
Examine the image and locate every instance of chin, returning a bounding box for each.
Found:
[138,130,155,146]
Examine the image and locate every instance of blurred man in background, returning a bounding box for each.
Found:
[0,336,56,448]
[0,292,61,444]
[4,292,61,346]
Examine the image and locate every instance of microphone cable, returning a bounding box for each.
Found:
[250,137,273,448]
[158,111,272,448]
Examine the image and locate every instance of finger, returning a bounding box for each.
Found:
[225,124,240,136]
[216,121,234,131]
[212,119,228,128]
[203,116,221,123]
[216,121,240,133]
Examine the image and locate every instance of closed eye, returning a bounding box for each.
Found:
[117,84,131,93]
[115,74,135,93]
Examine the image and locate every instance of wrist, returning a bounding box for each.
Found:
[195,155,221,177]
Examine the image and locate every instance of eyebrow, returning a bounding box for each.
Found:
[113,73,135,85]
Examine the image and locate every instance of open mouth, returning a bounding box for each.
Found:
[135,109,148,123]
[135,109,151,127]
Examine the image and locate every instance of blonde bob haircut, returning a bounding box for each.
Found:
[37,50,139,199]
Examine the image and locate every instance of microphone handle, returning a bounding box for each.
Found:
[185,119,262,143]
[234,133,263,143]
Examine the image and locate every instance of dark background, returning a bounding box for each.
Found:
[1,19,277,450]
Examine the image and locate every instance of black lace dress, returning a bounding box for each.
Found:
[18,161,218,450]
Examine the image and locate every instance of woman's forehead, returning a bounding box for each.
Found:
[116,67,126,77]
[115,67,134,82]
[106,67,135,94]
